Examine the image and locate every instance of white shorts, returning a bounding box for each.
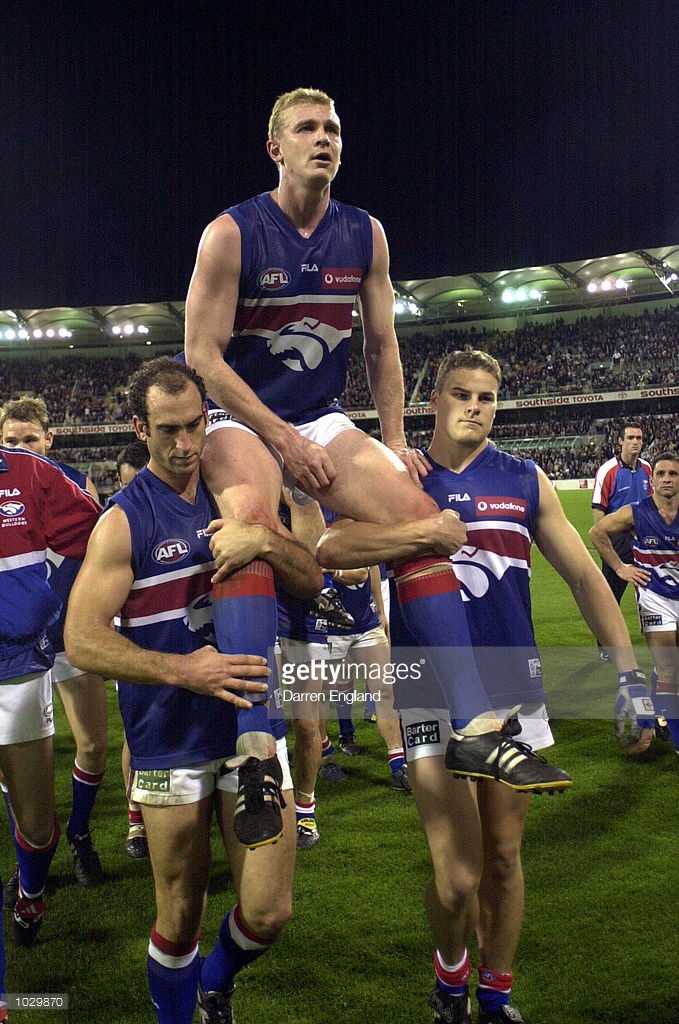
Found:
[51,650,85,684]
[128,736,292,806]
[206,408,358,491]
[637,587,679,634]
[401,703,554,761]
[279,626,387,663]
[0,671,55,745]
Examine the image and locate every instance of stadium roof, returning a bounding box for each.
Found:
[2,245,679,352]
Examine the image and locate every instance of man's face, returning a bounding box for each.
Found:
[652,459,679,501]
[268,102,342,189]
[620,427,643,463]
[132,383,207,484]
[431,367,498,448]
[1,417,53,456]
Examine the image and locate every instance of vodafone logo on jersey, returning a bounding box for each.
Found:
[475,496,527,520]
[322,267,362,290]
[258,268,291,290]
[153,539,190,564]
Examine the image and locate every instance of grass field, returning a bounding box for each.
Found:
[4,489,678,1023]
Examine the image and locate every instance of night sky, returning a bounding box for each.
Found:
[3,3,679,309]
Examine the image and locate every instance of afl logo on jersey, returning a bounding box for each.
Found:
[153,539,190,564]
[0,501,25,517]
[643,536,659,547]
[259,268,291,290]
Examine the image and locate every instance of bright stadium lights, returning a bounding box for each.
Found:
[587,278,629,294]
[111,322,150,336]
[393,291,422,317]
[501,287,543,304]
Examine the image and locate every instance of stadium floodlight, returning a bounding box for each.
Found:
[123,323,134,335]
[33,329,43,339]
[501,288,515,303]
[4,330,16,340]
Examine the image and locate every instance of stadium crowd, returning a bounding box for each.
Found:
[1,304,678,490]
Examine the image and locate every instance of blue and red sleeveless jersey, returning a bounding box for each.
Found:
[223,192,373,423]
[391,443,547,709]
[632,495,679,600]
[110,467,237,769]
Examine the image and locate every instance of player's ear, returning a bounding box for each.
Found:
[431,390,439,408]
[132,415,148,441]
[267,139,282,165]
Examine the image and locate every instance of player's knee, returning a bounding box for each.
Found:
[434,865,481,915]
[392,486,440,524]
[212,484,279,531]
[484,838,522,887]
[241,895,292,942]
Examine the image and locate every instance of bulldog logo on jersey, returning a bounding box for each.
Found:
[0,501,25,517]
[259,317,345,372]
[183,593,216,643]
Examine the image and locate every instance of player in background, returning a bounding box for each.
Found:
[0,396,107,889]
[278,495,409,850]
[0,441,100,949]
[591,422,652,660]
[65,357,322,1024]
[184,87,570,835]
[590,450,679,752]
[318,349,651,1024]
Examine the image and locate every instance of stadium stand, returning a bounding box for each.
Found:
[1,297,677,496]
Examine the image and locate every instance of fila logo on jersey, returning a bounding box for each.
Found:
[475,496,527,519]
[258,268,290,290]
[0,501,25,517]
[448,493,471,502]
[0,488,20,497]
[153,539,190,564]
[301,263,318,272]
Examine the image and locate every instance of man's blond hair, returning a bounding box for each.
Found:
[434,349,502,393]
[268,88,336,141]
[0,395,50,434]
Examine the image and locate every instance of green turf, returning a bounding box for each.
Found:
[4,489,678,1023]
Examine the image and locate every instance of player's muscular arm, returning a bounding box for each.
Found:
[206,516,323,595]
[589,504,650,586]
[533,472,639,671]
[316,509,467,569]
[359,218,429,483]
[185,215,336,491]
